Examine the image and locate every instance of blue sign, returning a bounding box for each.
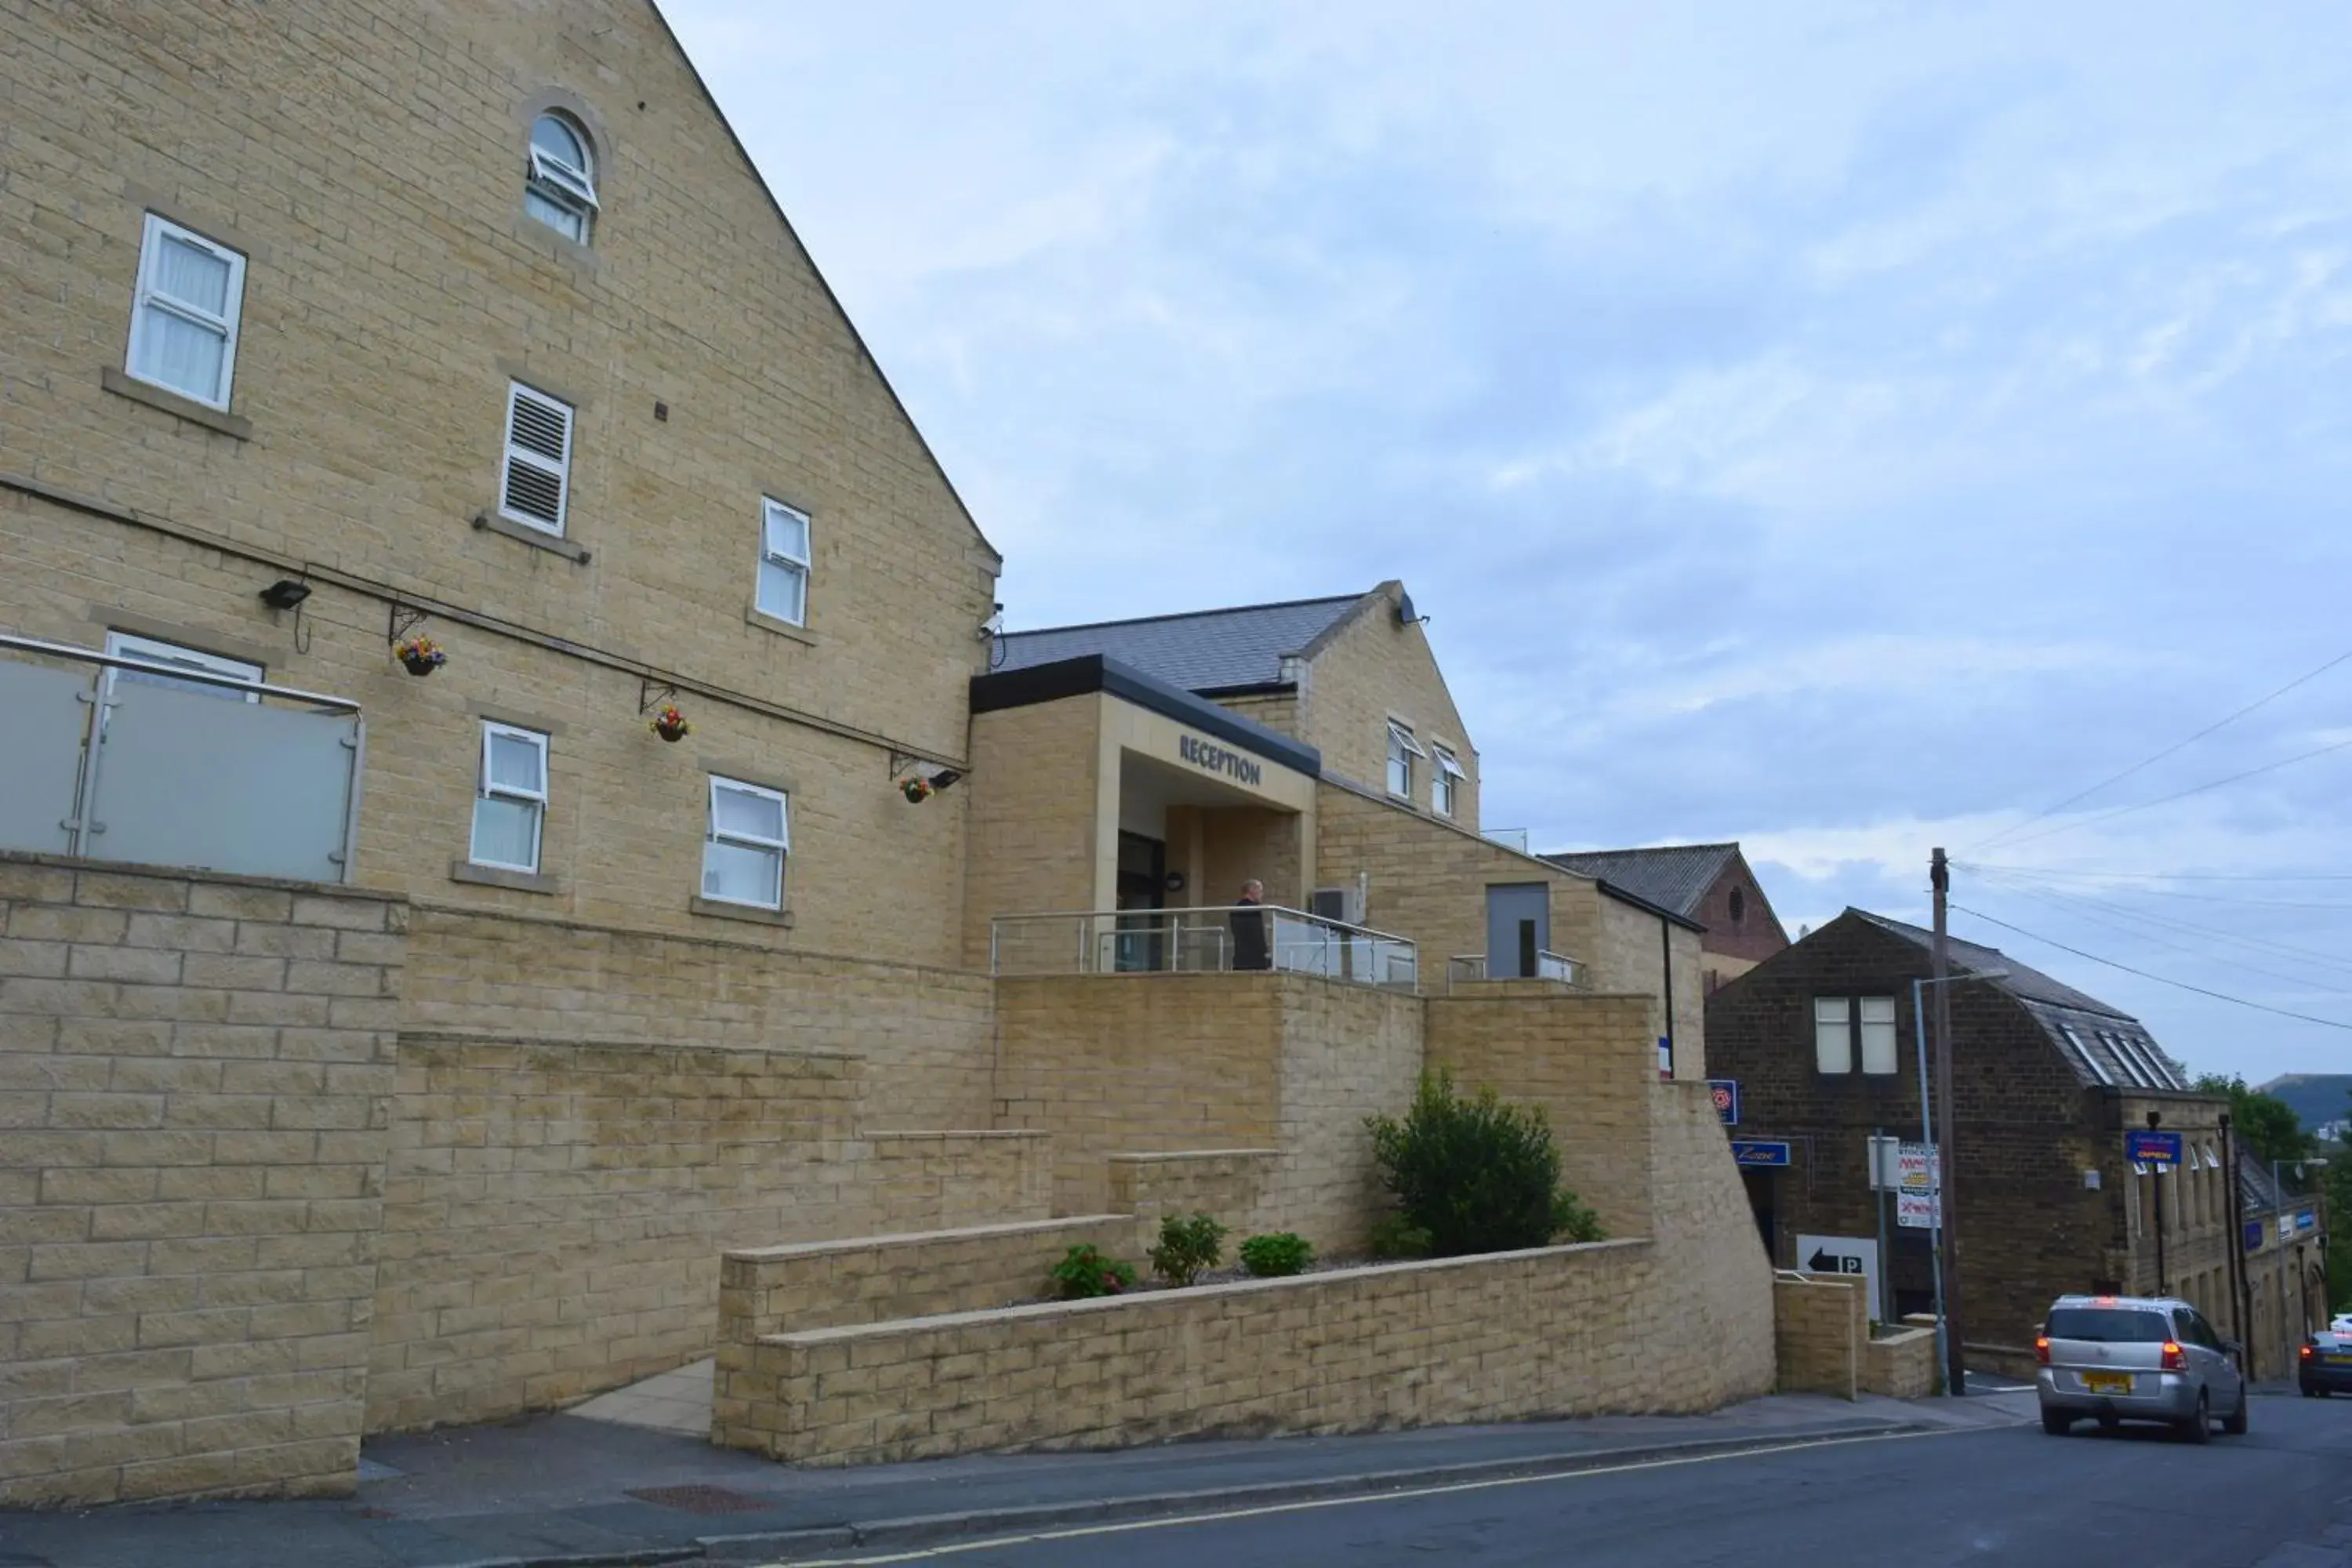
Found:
[2125,1131,2183,1166]
[2244,1220,2264,1253]
[2297,1209,2318,1232]
[1708,1079,1740,1127]
[1731,1138,1791,1168]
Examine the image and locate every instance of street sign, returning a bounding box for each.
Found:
[1796,1233,1881,1317]
[1730,1138,1791,1168]
[1657,1038,1674,1078]
[1897,1142,1940,1196]
[2280,1214,2295,1241]
[1896,1192,1941,1229]
[2125,1130,2183,1166]
[1867,1134,1901,1191]
[2296,1209,2318,1233]
[1708,1080,1740,1127]
[2244,1219,2265,1253]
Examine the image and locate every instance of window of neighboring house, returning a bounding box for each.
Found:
[756,499,811,626]
[125,213,247,410]
[1729,886,1747,925]
[1385,720,1425,799]
[1814,994,1898,1075]
[469,721,548,873]
[524,111,598,242]
[2057,1022,2117,1086]
[1431,744,1465,818]
[499,382,574,535]
[103,630,262,703]
[702,775,789,909]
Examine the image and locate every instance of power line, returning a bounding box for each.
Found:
[1949,904,2352,1031]
[1969,866,2352,978]
[1960,862,2352,884]
[1971,643,2352,852]
[1966,871,2352,992]
[1987,733,2352,853]
[1955,862,2352,909]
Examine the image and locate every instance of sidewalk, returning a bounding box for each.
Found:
[0,1390,2030,1568]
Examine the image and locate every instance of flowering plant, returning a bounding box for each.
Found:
[394,636,446,673]
[649,703,691,742]
[902,775,935,803]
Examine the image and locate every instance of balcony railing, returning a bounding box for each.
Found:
[991,905,1418,991]
[0,633,363,884]
[1446,949,1586,989]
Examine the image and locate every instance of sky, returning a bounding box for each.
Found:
[662,2,2352,1089]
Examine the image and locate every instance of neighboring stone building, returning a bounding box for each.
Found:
[0,2,1774,1510]
[1705,909,2259,1372]
[1542,843,1790,991]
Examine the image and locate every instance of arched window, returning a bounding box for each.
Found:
[525,111,598,241]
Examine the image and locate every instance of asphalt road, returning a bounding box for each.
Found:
[798,1395,2352,1568]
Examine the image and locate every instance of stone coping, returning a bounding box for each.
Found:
[1103,1149,1282,1163]
[867,1130,1051,1143]
[393,1028,860,1065]
[759,1236,1652,1344]
[726,1213,1129,1265]
[0,847,401,902]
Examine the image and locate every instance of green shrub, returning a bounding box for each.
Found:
[1148,1212,1227,1287]
[1048,1243,1136,1300]
[1237,1232,1314,1277]
[1365,1069,1605,1257]
[1367,1214,1433,1261]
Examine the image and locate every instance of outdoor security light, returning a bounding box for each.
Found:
[259,579,312,611]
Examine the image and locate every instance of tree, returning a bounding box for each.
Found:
[2194,1073,2317,1178]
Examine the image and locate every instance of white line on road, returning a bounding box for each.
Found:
[769,1425,1994,1566]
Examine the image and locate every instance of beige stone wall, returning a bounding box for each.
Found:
[366,1034,1045,1434]
[1271,981,1427,1255]
[1294,590,1480,832]
[1594,896,1708,1078]
[964,695,1105,970]
[1427,993,1660,1238]
[1107,1152,1284,1247]
[1773,1272,1862,1399]
[1863,1326,1938,1398]
[2,0,996,969]
[723,1237,1748,1466]
[400,906,999,1131]
[0,856,402,1505]
[1646,1080,1777,1388]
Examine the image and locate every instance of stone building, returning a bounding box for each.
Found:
[0,0,1773,1508]
[1541,843,1790,991]
[1704,909,2259,1371]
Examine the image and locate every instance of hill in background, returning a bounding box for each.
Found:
[2257,1073,2352,1135]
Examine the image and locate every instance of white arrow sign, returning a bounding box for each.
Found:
[1796,1233,1882,1321]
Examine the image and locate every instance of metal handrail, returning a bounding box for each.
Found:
[996,902,1408,947]
[0,632,361,713]
[990,904,1418,990]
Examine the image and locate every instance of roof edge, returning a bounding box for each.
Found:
[1000,591,1367,642]
[969,655,1322,779]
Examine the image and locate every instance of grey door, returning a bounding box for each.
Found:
[1485,883,1549,979]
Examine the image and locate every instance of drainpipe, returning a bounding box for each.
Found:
[1658,915,1675,1079]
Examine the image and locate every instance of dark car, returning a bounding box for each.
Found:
[2301,1332,2352,1397]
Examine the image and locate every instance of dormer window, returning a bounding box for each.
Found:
[525,112,598,242]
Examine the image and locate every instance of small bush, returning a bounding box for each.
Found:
[1365,1069,1605,1257]
[1048,1243,1136,1300]
[1237,1232,1314,1277]
[1148,1212,1227,1287]
[1366,1214,1433,1260]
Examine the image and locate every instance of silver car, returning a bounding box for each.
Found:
[2035,1294,2248,1442]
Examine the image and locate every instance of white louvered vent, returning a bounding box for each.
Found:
[499,383,573,535]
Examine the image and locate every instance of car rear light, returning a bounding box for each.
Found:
[2161,1341,2186,1371]
[2034,1335,2051,1365]
[2302,1345,2315,1361]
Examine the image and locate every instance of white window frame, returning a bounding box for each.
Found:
[103,630,262,704]
[702,775,789,910]
[498,382,574,536]
[1813,996,1853,1074]
[1857,996,1898,1075]
[756,498,812,627]
[2056,1022,2116,1087]
[524,113,599,241]
[469,721,549,874]
[1431,744,1465,818]
[1385,720,1425,799]
[124,212,247,411]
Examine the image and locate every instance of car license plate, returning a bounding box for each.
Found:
[2325,1353,2352,1366]
[2083,1372,2132,1396]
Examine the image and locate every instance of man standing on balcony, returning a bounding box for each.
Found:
[1231,880,1272,971]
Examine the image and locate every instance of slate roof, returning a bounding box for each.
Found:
[1540,844,1740,920]
[995,593,1367,695]
[1853,909,2194,1094]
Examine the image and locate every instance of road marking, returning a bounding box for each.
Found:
[768,1425,1988,1566]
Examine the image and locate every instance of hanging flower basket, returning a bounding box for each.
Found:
[394,636,446,677]
[649,703,691,742]
[902,775,935,804]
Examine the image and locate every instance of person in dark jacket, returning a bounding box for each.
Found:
[1229,880,1272,971]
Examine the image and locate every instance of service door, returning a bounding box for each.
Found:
[1485,883,1549,979]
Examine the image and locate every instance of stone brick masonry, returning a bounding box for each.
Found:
[0,857,401,1506]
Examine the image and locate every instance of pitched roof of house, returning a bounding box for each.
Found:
[1540,844,1740,920]
[995,592,1368,695]
[1850,909,2194,1093]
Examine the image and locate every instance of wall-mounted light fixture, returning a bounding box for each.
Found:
[259,579,312,611]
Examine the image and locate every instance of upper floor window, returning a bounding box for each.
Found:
[1385,720,1425,799]
[1431,744,1465,818]
[125,213,246,410]
[470,721,549,874]
[1729,886,1746,925]
[524,112,598,242]
[499,382,575,535]
[757,499,811,626]
[702,775,789,909]
[1814,995,1898,1075]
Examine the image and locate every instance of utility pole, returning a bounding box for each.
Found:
[1931,848,1965,1396]
[2147,1109,2167,1295]
[2220,1113,2250,1373]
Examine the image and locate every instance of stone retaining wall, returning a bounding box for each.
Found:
[1773,1272,1862,1399]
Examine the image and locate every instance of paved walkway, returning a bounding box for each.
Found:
[0,1388,2032,1568]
